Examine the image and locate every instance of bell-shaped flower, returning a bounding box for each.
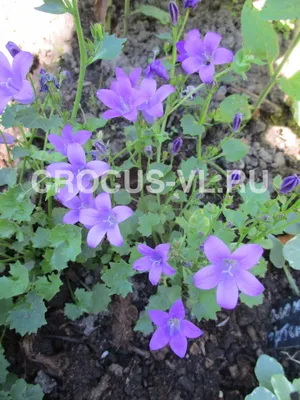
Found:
[59,191,95,226]
[48,124,91,156]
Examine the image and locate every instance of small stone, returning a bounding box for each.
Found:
[255,119,267,133]
[229,365,239,379]
[260,160,267,169]
[108,363,124,378]
[253,142,260,150]
[100,350,109,359]
[35,371,57,394]
[259,148,273,163]
[272,152,285,168]
[178,376,195,393]
[215,85,227,102]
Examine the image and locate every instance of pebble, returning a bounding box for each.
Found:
[35,371,57,394]
[272,152,286,168]
[259,148,273,164]
[100,350,109,359]
[215,85,227,102]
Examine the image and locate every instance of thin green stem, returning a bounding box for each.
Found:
[71,0,87,119]
[0,132,13,167]
[177,9,190,42]
[252,30,300,117]
[106,0,113,33]
[124,0,130,36]
[207,161,227,178]
[253,217,300,243]
[283,263,300,296]
[197,88,215,160]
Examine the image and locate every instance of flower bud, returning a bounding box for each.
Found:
[172,136,183,155]
[280,174,300,194]
[230,170,241,187]
[5,41,21,58]
[95,140,108,156]
[232,113,243,132]
[144,145,153,157]
[184,0,201,9]
[169,1,179,25]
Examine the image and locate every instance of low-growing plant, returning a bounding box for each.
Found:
[0,0,300,393]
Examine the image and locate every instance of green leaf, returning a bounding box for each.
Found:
[221,138,249,162]
[10,378,44,400]
[255,354,285,391]
[83,118,107,131]
[134,312,154,335]
[223,209,247,229]
[133,5,170,24]
[156,32,172,41]
[138,213,161,237]
[14,108,62,130]
[90,33,126,63]
[90,283,111,313]
[114,189,132,205]
[240,293,263,308]
[180,115,205,136]
[279,72,300,102]
[293,100,300,127]
[215,94,251,123]
[251,257,268,278]
[35,0,68,14]
[7,292,47,336]
[188,287,220,321]
[285,213,300,235]
[180,157,207,180]
[31,149,65,163]
[0,299,13,325]
[283,235,300,270]
[245,387,278,400]
[269,235,285,268]
[241,0,279,63]
[147,285,181,311]
[0,168,17,187]
[0,185,35,223]
[0,262,29,300]
[64,303,84,321]
[261,0,300,20]
[31,227,51,249]
[102,262,135,297]
[34,273,62,301]
[50,225,82,270]
[271,374,294,400]
[0,220,17,239]
[0,346,9,384]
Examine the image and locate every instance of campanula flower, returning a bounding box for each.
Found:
[133,243,176,285]
[169,1,179,25]
[39,68,60,93]
[0,51,34,114]
[48,124,91,156]
[184,0,201,8]
[172,136,183,155]
[194,236,264,310]
[230,170,241,187]
[115,67,142,88]
[181,31,234,84]
[47,143,110,202]
[145,59,169,81]
[59,192,95,226]
[280,175,300,194]
[232,113,243,132]
[149,299,203,358]
[5,42,21,58]
[97,76,147,122]
[79,192,133,248]
[0,132,15,144]
[90,140,108,160]
[176,29,200,63]
[139,79,175,124]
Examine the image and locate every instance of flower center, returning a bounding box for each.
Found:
[222,259,237,277]
[0,77,19,94]
[103,212,117,227]
[119,97,130,113]
[203,53,212,66]
[150,257,163,268]
[168,318,181,335]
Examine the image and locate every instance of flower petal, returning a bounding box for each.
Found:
[181,320,203,338]
[48,134,65,154]
[102,110,122,119]
[170,333,187,358]
[74,130,92,145]
[235,270,264,297]
[149,327,170,351]
[61,124,74,141]
[79,208,103,226]
[12,51,33,80]
[113,205,133,223]
[0,132,15,144]
[232,244,263,270]
[169,299,185,319]
[148,310,169,327]
[155,243,171,260]
[87,224,107,248]
[13,80,34,104]
[187,29,201,41]
[203,32,222,54]
[61,195,81,209]
[46,162,73,178]
[129,68,142,87]
[216,276,238,310]
[149,265,162,285]
[0,52,12,82]
[67,143,86,166]
[107,225,124,247]
[199,63,215,84]
[153,85,175,103]
[0,96,11,114]
[161,262,176,277]
[137,244,156,256]
[140,78,157,99]
[184,38,204,58]
[204,236,231,263]
[95,192,112,211]
[96,88,122,109]
[63,209,80,225]
[145,103,164,119]
[194,264,222,289]
[213,48,234,65]
[86,160,110,177]
[123,108,138,122]
[182,57,202,74]
[133,256,153,272]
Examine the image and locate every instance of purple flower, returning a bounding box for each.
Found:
[115,67,142,88]
[0,132,15,144]
[280,175,300,194]
[169,1,179,25]
[144,145,153,157]
[79,192,133,248]
[232,113,243,132]
[0,51,34,114]
[90,140,108,160]
[145,59,169,81]
[172,136,183,155]
[184,0,201,9]
[133,243,176,285]
[149,299,203,358]
[48,124,91,156]
[40,68,60,93]
[97,76,147,122]
[5,42,21,58]
[194,236,264,310]
[139,79,175,124]
[230,170,241,187]
[59,192,95,226]
[176,29,201,63]
[46,143,110,202]
[181,31,234,84]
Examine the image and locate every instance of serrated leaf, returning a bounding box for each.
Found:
[83,117,107,131]
[0,220,17,239]
[0,168,17,187]
[138,213,161,237]
[180,115,205,136]
[283,235,300,270]
[90,284,111,313]
[50,225,82,270]
[134,312,154,335]
[0,262,29,300]
[188,287,220,321]
[279,71,300,102]
[64,303,84,321]
[0,185,35,223]
[114,189,132,205]
[31,227,51,249]
[223,209,247,229]
[14,108,62,130]
[255,354,284,392]
[245,387,278,400]
[147,285,181,311]
[240,293,263,308]
[261,0,300,20]
[133,5,170,24]
[215,94,251,123]
[34,273,62,301]
[0,347,9,384]
[90,33,126,63]
[102,262,135,298]
[221,138,249,162]
[10,378,44,400]
[180,157,207,180]
[31,149,65,163]
[251,257,268,278]
[35,0,68,14]
[242,0,279,63]
[7,292,47,336]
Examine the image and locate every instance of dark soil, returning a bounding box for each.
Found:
[3,0,300,399]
